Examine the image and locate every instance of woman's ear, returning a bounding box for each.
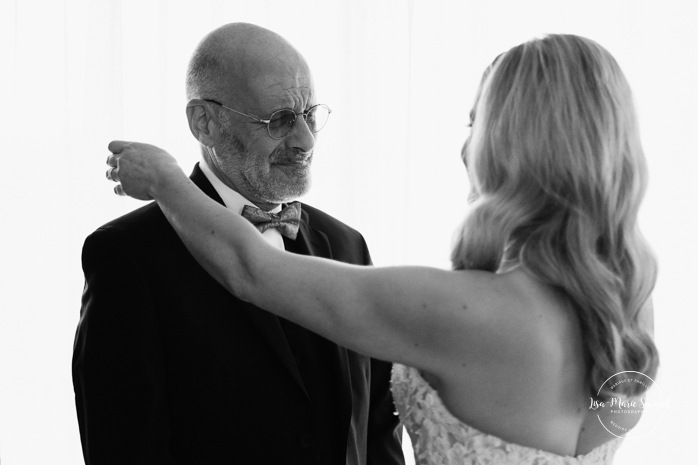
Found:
[186,99,217,147]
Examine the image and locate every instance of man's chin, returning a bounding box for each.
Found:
[260,178,311,203]
[275,166,311,184]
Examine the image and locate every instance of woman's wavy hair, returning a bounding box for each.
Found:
[452,34,658,399]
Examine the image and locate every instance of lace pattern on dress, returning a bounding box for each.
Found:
[390,363,622,465]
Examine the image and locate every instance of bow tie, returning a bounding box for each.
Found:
[241,201,301,240]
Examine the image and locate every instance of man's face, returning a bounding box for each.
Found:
[211,72,317,207]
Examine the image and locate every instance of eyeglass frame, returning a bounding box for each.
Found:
[202,98,332,140]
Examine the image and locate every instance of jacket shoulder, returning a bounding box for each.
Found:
[96,201,167,234]
[82,202,173,260]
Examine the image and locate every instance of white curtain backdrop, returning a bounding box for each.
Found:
[1,0,696,463]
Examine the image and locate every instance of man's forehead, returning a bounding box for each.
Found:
[267,82,314,97]
[265,86,315,112]
[243,72,315,109]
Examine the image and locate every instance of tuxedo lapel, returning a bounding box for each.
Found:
[283,207,331,258]
[284,205,354,430]
[237,301,309,398]
[190,165,309,398]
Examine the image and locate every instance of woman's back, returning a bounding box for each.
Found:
[416,268,620,457]
[392,362,623,465]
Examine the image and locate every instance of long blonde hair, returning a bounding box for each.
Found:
[452,35,658,398]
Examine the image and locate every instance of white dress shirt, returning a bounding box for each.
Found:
[199,159,286,251]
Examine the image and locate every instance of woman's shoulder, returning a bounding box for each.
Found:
[444,267,581,363]
[497,268,581,344]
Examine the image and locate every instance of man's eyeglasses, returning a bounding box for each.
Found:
[204,99,331,140]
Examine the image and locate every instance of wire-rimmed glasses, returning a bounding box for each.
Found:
[204,99,331,140]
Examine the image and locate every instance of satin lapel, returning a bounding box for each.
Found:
[190,164,224,204]
[283,208,332,259]
[283,206,354,430]
[191,165,308,396]
[238,300,309,398]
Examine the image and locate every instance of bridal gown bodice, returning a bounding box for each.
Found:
[390,364,622,465]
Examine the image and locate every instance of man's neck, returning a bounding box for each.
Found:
[199,159,282,214]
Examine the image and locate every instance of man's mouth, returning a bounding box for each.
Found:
[273,157,311,166]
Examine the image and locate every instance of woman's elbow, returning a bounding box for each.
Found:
[222,262,259,303]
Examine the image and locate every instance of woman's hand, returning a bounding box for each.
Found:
[106,140,186,200]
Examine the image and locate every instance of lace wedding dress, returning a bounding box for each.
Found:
[391,364,622,465]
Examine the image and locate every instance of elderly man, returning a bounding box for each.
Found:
[72,23,404,465]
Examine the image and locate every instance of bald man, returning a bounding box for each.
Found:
[72,23,404,465]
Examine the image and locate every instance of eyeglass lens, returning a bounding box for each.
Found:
[268,105,330,138]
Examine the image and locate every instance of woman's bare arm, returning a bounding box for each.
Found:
[108,141,515,377]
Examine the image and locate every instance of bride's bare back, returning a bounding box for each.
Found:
[417,268,606,455]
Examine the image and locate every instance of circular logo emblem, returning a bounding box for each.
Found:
[589,371,663,438]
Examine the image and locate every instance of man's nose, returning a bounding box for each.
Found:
[285,114,316,153]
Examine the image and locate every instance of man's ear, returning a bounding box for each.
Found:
[186,99,217,147]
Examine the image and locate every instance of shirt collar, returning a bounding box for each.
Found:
[199,158,282,214]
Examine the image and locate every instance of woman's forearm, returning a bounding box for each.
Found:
[150,174,379,353]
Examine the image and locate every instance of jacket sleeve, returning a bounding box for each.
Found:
[366,358,405,465]
[359,235,406,465]
[72,227,175,465]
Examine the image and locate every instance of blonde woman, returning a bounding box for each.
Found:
[106,34,657,464]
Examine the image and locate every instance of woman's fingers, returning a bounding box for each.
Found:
[107,140,129,155]
[106,151,120,184]
[105,141,131,197]
[104,140,157,201]
[104,140,182,201]
[106,167,120,182]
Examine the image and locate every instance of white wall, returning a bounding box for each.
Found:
[1,0,696,463]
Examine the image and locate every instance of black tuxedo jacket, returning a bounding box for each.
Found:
[72,164,404,465]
